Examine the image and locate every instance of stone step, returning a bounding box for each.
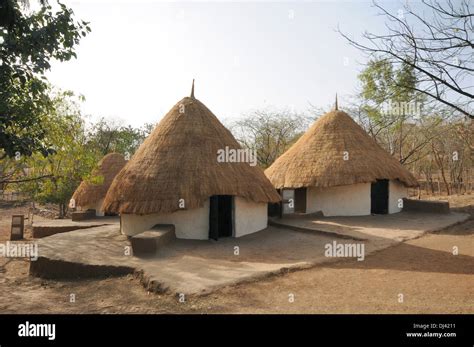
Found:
[130,224,176,256]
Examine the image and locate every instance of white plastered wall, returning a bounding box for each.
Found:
[94,198,105,216]
[282,189,295,214]
[306,183,371,216]
[234,197,268,237]
[388,180,408,214]
[121,199,210,239]
[121,196,268,240]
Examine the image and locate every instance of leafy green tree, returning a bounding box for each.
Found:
[0,0,90,159]
[86,119,153,157]
[359,59,419,120]
[358,59,430,163]
[17,91,100,217]
[348,59,471,196]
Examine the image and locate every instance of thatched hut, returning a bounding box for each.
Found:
[265,103,418,216]
[103,83,280,240]
[71,153,126,216]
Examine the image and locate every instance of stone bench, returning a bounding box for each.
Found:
[130,224,176,256]
[403,198,450,214]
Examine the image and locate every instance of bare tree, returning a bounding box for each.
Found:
[339,0,474,119]
[230,108,312,168]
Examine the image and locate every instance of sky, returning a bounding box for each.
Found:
[45,0,423,127]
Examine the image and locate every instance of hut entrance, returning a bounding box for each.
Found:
[281,188,306,214]
[209,195,233,240]
[282,189,294,214]
[294,188,307,213]
[371,179,389,214]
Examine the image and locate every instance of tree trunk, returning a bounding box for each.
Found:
[59,203,65,219]
[431,143,450,196]
[440,170,450,196]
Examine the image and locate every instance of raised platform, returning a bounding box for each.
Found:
[32,216,119,238]
[403,198,450,214]
[271,211,468,243]
[28,211,469,296]
[269,217,366,241]
[71,210,96,221]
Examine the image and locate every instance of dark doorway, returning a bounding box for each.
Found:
[371,179,389,214]
[268,202,281,217]
[209,195,233,240]
[268,189,283,218]
[294,188,307,213]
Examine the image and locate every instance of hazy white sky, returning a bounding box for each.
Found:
[46,0,417,127]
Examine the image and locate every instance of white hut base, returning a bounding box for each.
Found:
[234,197,268,237]
[284,180,408,216]
[77,198,105,217]
[306,183,371,216]
[120,197,268,240]
[388,180,408,214]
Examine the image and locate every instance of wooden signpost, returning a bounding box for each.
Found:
[11,215,24,240]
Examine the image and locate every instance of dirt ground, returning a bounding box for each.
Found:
[0,201,50,241]
[0,194,472,314]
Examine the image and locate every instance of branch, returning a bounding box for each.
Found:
[0,174,54,184]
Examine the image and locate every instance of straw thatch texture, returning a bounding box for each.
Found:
[103,96,280,215]
[265,109,418,189]
[72,153,127,207]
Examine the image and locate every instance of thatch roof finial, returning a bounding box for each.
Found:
[335,93,338,110]
[190,79,195,98]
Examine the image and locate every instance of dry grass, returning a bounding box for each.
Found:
[265,109,418,189]
[103,96,280,215]
[72,153,126,207]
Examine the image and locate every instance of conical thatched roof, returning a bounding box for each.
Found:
[103,95,280,215]
[265,109,418,189]
[72,153,127,207]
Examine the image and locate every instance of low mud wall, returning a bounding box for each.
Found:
[29,257,134,279]
[403,198,450,214]
[32,225,103,238]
